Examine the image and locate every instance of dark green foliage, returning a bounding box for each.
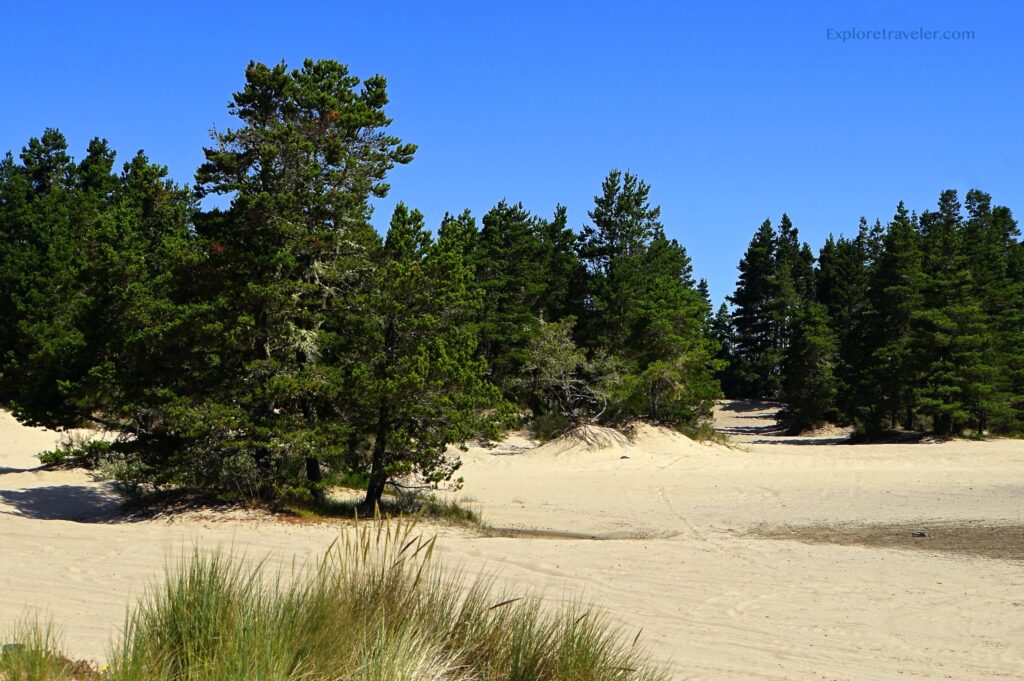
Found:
[727,220,778,397]
[962,191,1022,433]
[722,189,1024,437]
[0,61,725,506]
[473,201,547,391]
[38,437,113,469]
[172,59,420,499]
[1005,237,1024,430]
[910,191,991,435]
[0,131,196,437]
[577,170,667,352]
[780,301,838,432]
[344,206,511,508]
[711,303,742,397]
[727,216,815,400]
[533,204,587,325]
[815,221,876,424]
[855,203,924,433]
[575,170,721,428]
[12,55,1023,515]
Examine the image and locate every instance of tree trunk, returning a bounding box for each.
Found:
[305,457,325,504]
[363,403,389,511]
[301,398,324,504]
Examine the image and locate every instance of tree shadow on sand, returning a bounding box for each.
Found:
[717,400,782,413]
[717,417,786,438]
[0,484,122,521]
[750,436,850,445]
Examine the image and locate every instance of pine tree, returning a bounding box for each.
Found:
[914,190,990,435]
[618,235,721,425]
[961,190,1020,432]
[728,219,778,397]
[711,302,741,398]
[577,169,665,353]
[0,130,199,496]
[577,170,720,427]
[766,214,815,397]
[781,300,838,432]
[533,204,586,324]
[1006,235,1024,430]
[188,59,416,498]
[473,201,546,392]
[0,129,82,425]
[815,223,872,422]
[346,206,509,508]
[857,202,924,433]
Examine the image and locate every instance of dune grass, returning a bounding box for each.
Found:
[281,491,486,528]
[0,619,98,680]
[2,517,667,681]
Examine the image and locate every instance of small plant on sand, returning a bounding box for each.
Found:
[37,435,112,470]
[282,491,485,528]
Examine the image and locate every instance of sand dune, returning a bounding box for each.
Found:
[2,405,1023,679]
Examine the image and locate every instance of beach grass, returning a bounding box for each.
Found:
[281,491,486,528]
[2,517,666,681]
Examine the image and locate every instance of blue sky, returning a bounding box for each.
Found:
[3,1,1020,305]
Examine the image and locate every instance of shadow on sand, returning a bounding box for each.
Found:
[0,484,122,521]
[750,437,850,445]
[717,400,781,413]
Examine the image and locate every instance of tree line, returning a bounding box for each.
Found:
[0,59,720,508]
[716,193,1024,436]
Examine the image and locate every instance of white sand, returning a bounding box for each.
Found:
[2,405,1023,679]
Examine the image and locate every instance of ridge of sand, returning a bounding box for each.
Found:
[2,405,1023,679]
[471,421,723,463]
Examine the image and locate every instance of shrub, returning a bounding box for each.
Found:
[37,435,112,469]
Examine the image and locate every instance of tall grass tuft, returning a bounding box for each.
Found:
[3,517,668,680]
[0,618,95,680]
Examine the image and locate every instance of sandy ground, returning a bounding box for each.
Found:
[2,404,1023,679]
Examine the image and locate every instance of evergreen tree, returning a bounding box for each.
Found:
[188,59,416,498]
[815,223,872,422]
[696,278,713,330]
[781,301,838,432]
[765,214,815,394]
[1006,236,1024,429]
[962,191,1021,432]
[913,190,990,435]
[616,235,721,425]
[473,201,545,392]
[0,130,200,496]
[857,202,924,433]
[0,129,83,425]
[577,170,720,427]
[533,204,586,324]
[577,169,665,352]
[346,206,509,508]
[728,220,778,397]
[711,303,742,398]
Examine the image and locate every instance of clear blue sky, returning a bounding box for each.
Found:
[3,1,1021,305]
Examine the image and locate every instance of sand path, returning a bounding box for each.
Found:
[2,405,1023,679]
